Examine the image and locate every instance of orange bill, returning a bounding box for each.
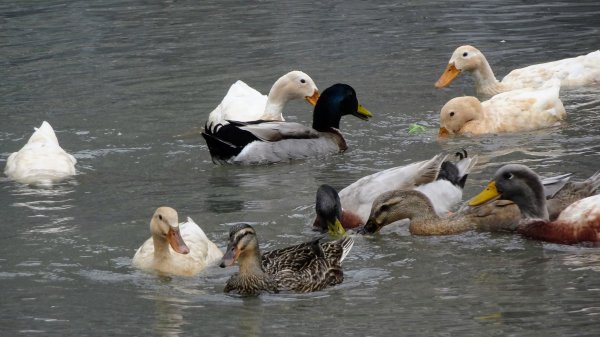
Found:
[435,64,461,88]
[438,127,450,137]
[305,89,320,106]
[167,227,190,254]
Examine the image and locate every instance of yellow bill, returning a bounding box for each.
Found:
[353,104,373,121]
[469,181,501,206]
[328,218,346,236]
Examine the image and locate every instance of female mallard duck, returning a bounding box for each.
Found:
[220,223,354,296]
[132,207,223,276]
[202,83,372,164]
[435,45,600,96]
[206,71,320,128]
[438,79,565,136]
[338,151,477,224]
[469,164,600,244]
[312,184,364,235]
[4,121,76,186]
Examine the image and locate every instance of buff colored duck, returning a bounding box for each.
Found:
[338,151,477,223]
[202,84,372,164]
[132,207,223,276]
[469,164,600,244]
[207,71,319,128]
[439,79,565,136]
[4,121,76,186]
[220,223,354,296]
[435,45,600,96]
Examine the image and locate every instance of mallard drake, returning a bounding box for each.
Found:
[438,79,565,136]
[469,164,600,244]
[132,207,223,276]
[220,223,354,296]
[435,45,600,96]
[312,184,364,235]
[206,71,320,128]
[338,151,477,223]
[4,121,76,186]
[202,83,372,164]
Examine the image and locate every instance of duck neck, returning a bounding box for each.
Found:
[263,79,290,121]
[312,104,341,131]
[409,215,476,236]
[152,236,171,260]
[471,55,504,96]
[238,247,265,276]
[516,191,549,221]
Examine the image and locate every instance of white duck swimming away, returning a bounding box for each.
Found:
[206,70,320,128]
[202,83,372,165]
[435,45,600,96]
[4,121,76,186]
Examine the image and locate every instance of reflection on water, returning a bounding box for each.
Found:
[2,0,600,336]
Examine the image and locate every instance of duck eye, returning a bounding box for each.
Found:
[379,204,390,212]
[449,111,455,117]
[158,214,163,220]
[503,172,513,180]
[300,79,306,84]
[463,52,468,57]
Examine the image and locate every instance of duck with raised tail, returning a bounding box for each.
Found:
[435,45,600,96]
[206,70,320,128]
[4,121,76,186]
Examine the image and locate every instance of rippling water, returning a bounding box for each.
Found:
[2,0,600,336]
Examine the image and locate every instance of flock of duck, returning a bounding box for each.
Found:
[5,45,600,296]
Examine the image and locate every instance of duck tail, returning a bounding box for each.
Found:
[437,149,478,188]
[338,236,354,263]
[201,121,258,163]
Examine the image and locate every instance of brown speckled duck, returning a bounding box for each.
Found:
[220,224,354,296]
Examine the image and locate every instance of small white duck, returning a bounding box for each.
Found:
[206,70,320,128]
[132,207,223,277]
[435,45,600,96]
[4,121,77,186]
[439,79,566,136]
[338,152,478,223]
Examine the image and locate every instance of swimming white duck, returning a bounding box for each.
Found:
[4,121,77,186]
[202,83,372,165]
[469,164,600,244]
[438,79,565,136]
[435,45,600,96]
[132,207,223,276]
[338,151,478,224]
[206,71,320,128]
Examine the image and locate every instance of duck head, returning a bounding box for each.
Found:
[315,184,346,236]
[439,96,482,136]
[435,45,485,88]
[220,224,260,268]
[469,164,549,220]
[150,207,190,254]
[312,84,372,131]
[362,190,435,234]
[270,70,320,106]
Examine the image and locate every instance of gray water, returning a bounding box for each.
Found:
[2,0,600,336]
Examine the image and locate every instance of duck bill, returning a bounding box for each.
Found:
[220,243,239,268]
[435,64,461,88]
[361,219,381,234]
[328,219,346,236]
[352,104,373,121]
[469,181,501,206]
[167,227,190,254]
[438,127,450,137]
[305,89,320,106]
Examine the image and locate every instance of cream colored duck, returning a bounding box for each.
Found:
[338,151,477,223]
[469,164,600,244]
[435,45,600,96]
[439,79,565,136]
[206,71,320,128]
[132,207,223,276]
[4,121,76,186]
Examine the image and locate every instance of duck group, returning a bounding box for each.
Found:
[5,45,600,297]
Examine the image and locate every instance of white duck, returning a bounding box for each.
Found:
[439,79,566,136]
[132,207,223,277]
[4,121,77,186]
[338,152,478,223]
[435,45,600,96]
[206,71,320,128]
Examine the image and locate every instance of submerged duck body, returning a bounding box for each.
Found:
[202,84,372,165]
[436,45,600,96]
[439,79,565,136]
[4,121,77,186]
[469,164,600,244]
[220,224,354,296]
[206,71,320,128]
[132,207,223,277]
